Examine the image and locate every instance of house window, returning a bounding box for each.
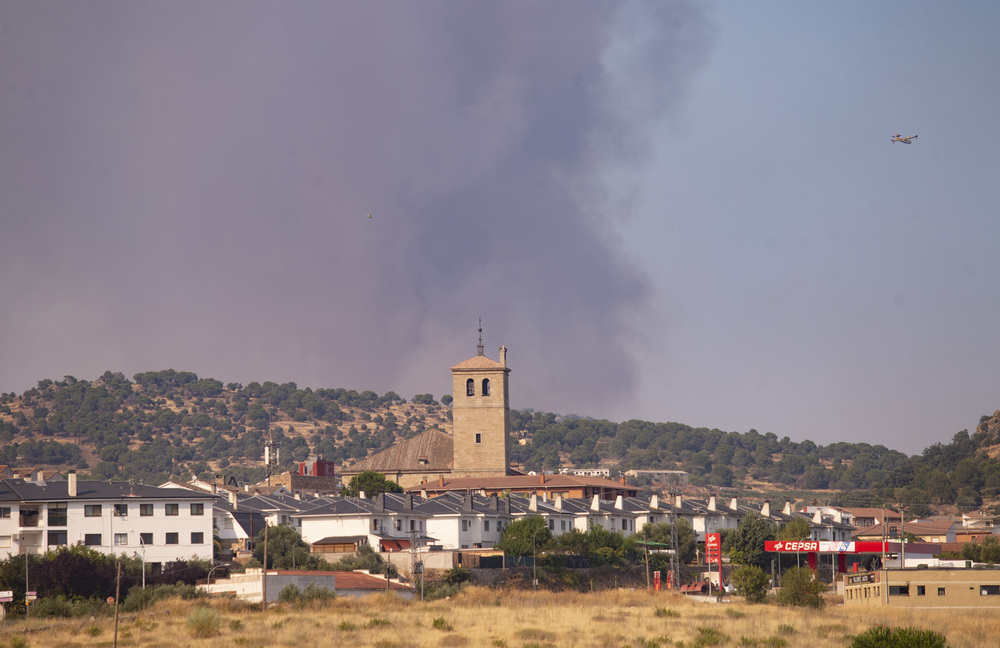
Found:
[114,504,128,517]
[84,534,102,546]
[466,379,475,396]
[938,587,946,596]
[981,585,1000,596]
[47,531,68,546]
[462,519,469,531]
[0,536,10,548]
[410,520,415,531]
[84,505,102,517]
[114,533,128,546]
[140,504,154,516]
[475,434,482,444]
[48,503,68,526]
[191,503,204,516]
[191,532,204,544]
[395,519,402,531]
[139,532,153,546]
[371,520,379,531]
[0,507,9,518]
[561,521,566,531]
[165,533,179,545]
[482,378,490,396]
[917,586,926,596]
[165,503,179,516]
[549,520,555,530]
[889,585,909,596]
[622,519,628,530]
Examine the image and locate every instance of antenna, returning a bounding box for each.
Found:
[477,318,484,356]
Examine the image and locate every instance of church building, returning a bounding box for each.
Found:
[341,327,636,500]
[340,328,512,488]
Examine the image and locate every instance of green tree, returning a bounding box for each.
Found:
[730,564,770,604]
[252,525,325,570]
[640,519,697,564]
[341,471,403,497]
[776,566,825,608]
[497,516,550,557]
[778,517,811,541]
[725,512,775,570]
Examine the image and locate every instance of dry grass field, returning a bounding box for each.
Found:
[2,588,998,648]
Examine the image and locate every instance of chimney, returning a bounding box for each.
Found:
[529,493,538,512]
[405,494,413,510]
[499,345,507,366]
[708,496,717,511]
[614,495,624,510]
[620,475,626,485]
[730,498,738,510]
[359,490,367,499]
[650,494,659,509]
[555,494,563,511]
[761,502,770,517]
[539,473,545,484]
[591,495,600,512]
[675,494,683,508]
[438,475,445,487]
[229,490,238,510]
[68,470,77,497]
[813,510,822,524]
[420,489,428,499]
[834,510,843,524]
[783,501,792,516]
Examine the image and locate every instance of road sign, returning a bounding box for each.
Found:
[766,541,862,553]
[26,591,36,601]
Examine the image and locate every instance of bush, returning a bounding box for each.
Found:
[851,626,947,648]
[731,564,770,604]
[187,607,221,638]
[443,566,471,585]
[776,567,825,608]
[29,594,108,619]
[122,583,203,612]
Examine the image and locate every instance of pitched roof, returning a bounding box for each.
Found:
[346,429,454,474]
[0,479,216,502]
[450,355,507,371]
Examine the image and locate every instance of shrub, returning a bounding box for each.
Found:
[432,616,454,631]
[654,606,679,618]
[850,626,947,648]
[443,566,471,585]
[278,584,302,603]
[731,564,770,604]
[122,583,203,612]
[187,607,221,638]
[775,567,825,608]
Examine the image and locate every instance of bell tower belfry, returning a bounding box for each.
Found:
[450,322,510,478]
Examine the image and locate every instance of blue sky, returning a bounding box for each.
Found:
[1,2,997,455]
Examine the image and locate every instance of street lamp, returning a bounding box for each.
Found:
[207,564,222,586]
[532,526,546,591]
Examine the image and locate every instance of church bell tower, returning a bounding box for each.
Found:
[450,322,510,478]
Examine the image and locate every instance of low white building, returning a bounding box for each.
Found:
[0,473,215,566]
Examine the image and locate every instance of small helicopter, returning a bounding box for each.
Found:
[891,132,917,144]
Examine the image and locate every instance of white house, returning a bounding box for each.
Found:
[0,473,216,566]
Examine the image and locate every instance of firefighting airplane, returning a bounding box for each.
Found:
[890,132,918,144]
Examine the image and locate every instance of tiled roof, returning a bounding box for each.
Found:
[0,479,215,502]
[406,474,633,493]
[346,429,454,474]
[450,355,506,371]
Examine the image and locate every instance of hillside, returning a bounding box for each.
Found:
[1,370,999,514]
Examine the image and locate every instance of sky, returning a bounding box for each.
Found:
[1,2,998,456]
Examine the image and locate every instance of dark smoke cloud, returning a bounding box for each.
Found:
[0,1,711,416]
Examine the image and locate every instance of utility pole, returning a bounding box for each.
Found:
[113,559,121,648]
[261,523,269,611]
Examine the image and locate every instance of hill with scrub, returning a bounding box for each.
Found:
[1,369,999,514]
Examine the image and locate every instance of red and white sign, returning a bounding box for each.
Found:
[705,533,722,564]
[766,540,819,552]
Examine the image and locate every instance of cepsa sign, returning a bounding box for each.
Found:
[765,541,819,552]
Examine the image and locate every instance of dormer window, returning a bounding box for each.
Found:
[466,378,475,396]
[482,378,490,396]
